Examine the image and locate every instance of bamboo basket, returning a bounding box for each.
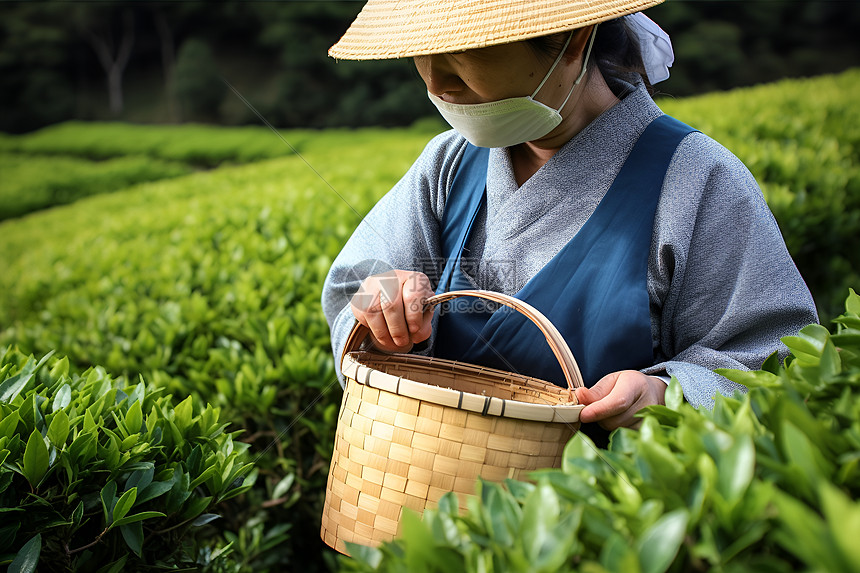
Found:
[320,290,585,554]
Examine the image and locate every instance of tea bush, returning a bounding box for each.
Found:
[0,121,304,167]
[340,290,860,572]
[0,154,191,221]
[0,347,254,572]
[0,127,434,571]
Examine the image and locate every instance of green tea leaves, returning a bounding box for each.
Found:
[0,347,251,569]
[782,324,830,364]
[52,384,72,413]
[22,429,49,487]
[663,376,683,410]
[47,409,70,448]
[173,396,193,433]
[9,533,41,573]
[124,399,142,435]
[101,481,117,524]
[845,288,860,316]
[112,487,137,524]
[1,77,858,572]
[112,511,167,529]
[521,481,560,564]
[636,509,689,573]
[121,522,144,556]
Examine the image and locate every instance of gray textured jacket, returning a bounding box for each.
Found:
[321,81,818,408]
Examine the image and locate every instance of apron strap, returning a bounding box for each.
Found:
[437,144,489,294]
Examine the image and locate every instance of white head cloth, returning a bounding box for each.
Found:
[626,12,674,84]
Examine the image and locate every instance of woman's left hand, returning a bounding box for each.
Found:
[574,370,667,430]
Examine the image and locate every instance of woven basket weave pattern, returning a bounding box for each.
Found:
[321,370,575,552]
[320,290,583,554]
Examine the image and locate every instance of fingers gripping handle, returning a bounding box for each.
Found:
[342,289,584,391]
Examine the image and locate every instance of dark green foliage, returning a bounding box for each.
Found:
[0,3,76,133]
[0,348,254,572]
[2,1,859,132]
[173,39,227,123]
[341,290,860,572]
[649,0,860,96]
[251,1,434,129]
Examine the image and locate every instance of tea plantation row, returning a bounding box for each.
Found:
[1,124,438,572]
[1,70,858,571]
[0,122,415,221]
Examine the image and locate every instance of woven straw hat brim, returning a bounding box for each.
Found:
[329,0,666,60]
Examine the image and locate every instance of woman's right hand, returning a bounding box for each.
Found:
[350,270,435,352]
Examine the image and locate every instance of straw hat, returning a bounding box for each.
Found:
[329,0,666,60]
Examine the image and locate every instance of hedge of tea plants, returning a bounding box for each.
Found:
[0,154,192,221]
[0,122,330,221]
[0,125,438,572]
[0,122,306,167]
[1,70,858,571]
[0,347,254,572]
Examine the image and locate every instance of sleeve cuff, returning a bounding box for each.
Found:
[651,374,671,385]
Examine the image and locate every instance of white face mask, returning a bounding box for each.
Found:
[429,27,597,148]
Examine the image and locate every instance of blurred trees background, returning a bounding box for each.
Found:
[1,0,859,134]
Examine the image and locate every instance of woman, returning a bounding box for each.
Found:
[321,0,817,441]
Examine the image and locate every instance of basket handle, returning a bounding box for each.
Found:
[341,289,584,391]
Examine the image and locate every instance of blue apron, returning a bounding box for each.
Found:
[434,115,694,442]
